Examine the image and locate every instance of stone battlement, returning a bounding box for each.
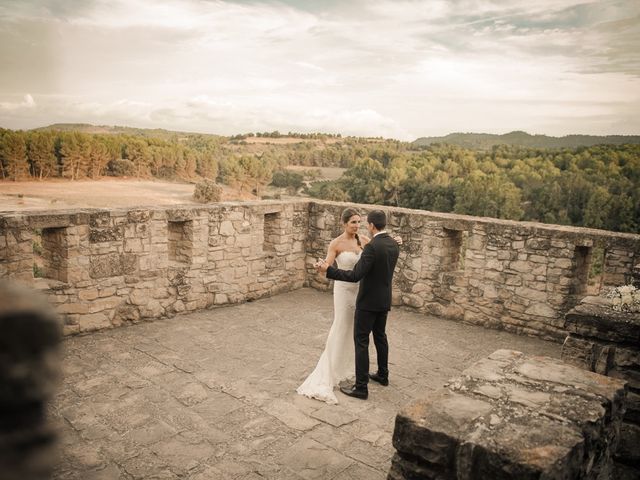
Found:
[389,349,628,479]
[1,200,639,339]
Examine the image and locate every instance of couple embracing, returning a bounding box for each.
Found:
[297,208,400,403]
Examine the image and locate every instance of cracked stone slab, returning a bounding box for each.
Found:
[263,399,320,431]
[310,404,359,427]
[281,438,355,480]
[189,391,244,422]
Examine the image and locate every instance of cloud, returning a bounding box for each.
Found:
[0,0,639,138]
[0,94,36,111]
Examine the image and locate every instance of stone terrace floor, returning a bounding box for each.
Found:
[51,288,561,480]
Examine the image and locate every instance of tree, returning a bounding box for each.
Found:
[59,132,90,180]
[343,157,385,204]
[196,149,219,180]
[383,158,407,206]
[0,131,29,180]
[27,131,58,179]
[124,138,151,178]
[88,138,110,178]
[237,154,274,195]
[307,180,350,202]
[454,173,523,220]
[271,170,303,190]
[583,186,611,229]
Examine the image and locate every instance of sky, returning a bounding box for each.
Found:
[0,0,639,140]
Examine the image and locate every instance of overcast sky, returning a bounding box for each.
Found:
[1,0,638,140]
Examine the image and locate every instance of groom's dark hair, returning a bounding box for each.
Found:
[367,210,386,230]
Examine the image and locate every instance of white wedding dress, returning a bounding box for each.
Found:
[297,251,360,404]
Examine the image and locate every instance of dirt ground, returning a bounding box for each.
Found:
[0,179,254,212]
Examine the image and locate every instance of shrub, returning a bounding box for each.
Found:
[107,158,135,177]
[193,180,223,203]
[271,170,303,189]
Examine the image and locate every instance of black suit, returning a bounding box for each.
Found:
[326,233,399,388]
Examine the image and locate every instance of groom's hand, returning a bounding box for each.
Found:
[314,259,329,273]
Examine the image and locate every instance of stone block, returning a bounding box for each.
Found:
[90,253,138,279]
[524,302,557,318]
[89,226,123,243]
[401,294,424,308]
[390,349,627,480]
[565,302,640,344]
[79,312,111,332]
[57,302,90,315]
[617,422,640,463]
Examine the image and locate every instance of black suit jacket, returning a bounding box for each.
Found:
[326,233,399,312]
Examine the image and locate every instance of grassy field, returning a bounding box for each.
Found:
[0,179,254,211]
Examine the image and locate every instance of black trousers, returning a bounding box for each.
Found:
[354,309,389,389]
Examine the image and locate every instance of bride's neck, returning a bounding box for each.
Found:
[343,232,357,240]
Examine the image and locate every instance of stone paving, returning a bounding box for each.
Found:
[51,288,562,479]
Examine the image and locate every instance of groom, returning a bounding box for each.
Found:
[316,209,400,400]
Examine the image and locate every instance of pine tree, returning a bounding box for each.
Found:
[27,131,58,179]
[1,131,29,180]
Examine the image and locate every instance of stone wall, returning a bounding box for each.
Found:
[388,349,628,480]
[562,297,640,479]
[0,201,308,334]
[1,200,639,339]
[307,201,640,341]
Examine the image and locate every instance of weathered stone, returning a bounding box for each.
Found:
[402,294,424,308]
[524,302,557,318]
[617,422,640,463]
[390,349,627,480]
[89,226,123,243]
[565,302,640,344]
[79,313,111,331]
[3,201,640,344]
[310,405,359,427]
[90,253,138,279]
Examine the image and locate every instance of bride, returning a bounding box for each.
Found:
[297,207,367,404]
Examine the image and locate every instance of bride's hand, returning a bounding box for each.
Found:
[392,234,403,245]
[314,259,329,273]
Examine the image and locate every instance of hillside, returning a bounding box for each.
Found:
[33,123,222,140]
[412,131,640,149]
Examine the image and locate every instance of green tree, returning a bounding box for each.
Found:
[454,173,523,220]
[307,180,350,202]
[59,132,90,180]
[0,131,29,180]
[583,186,611,229]
[383,159,407,206]
[343,157,385,204]
[237,154,274,195]
[124,138,151,178]
[27,131,58,179]
[88,138,110,178]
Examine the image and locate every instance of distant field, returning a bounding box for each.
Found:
[243,136,342,145]
[0,179,253,212]
[286,165,346,181]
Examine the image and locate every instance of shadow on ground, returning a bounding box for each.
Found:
[52,288,561,479]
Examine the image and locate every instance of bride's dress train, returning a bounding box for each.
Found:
[297,251,360,404]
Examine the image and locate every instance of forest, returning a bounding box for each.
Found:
[0,126,638,234]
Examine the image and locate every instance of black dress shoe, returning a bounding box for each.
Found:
[340,384,368,400]
[369,373,389,386]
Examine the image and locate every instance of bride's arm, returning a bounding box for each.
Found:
[323,238,339,266]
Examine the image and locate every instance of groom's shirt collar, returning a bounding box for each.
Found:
[373,231,387,237]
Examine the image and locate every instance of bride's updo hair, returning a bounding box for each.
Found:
[341,207,360,225]
[340,207,362,248]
